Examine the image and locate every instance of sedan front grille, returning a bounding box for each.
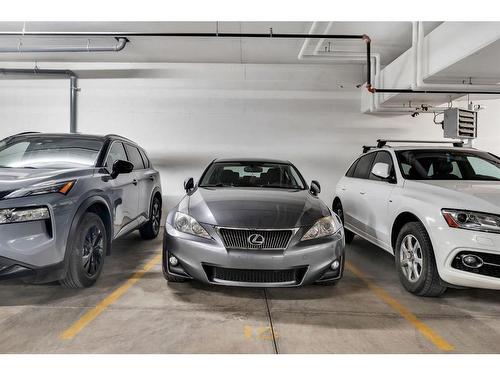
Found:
[205,266,306,285]
[218,228,293,250]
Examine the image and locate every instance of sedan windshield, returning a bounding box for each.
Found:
[396,149,500,181]
[199,162,306,189]
[0,136,103,169]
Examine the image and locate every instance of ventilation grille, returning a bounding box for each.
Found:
[205,266,306,285]
[444,108,477,140]
[218,228,293,250]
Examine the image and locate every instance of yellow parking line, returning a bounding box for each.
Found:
[60,253,162,340]
[345,261,455,352]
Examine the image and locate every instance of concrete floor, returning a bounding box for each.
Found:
[1,229,500,353]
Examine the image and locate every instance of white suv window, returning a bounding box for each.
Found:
[396,150,500,181]
[468,156,500,179]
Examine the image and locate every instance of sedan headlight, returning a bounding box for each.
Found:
[5,180,75,199]
[0,207,50,224]
[301,215,342,241]
[174,212,211,239]
[442,209,500,234]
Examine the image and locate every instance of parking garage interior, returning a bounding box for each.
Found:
[1,18,500,358]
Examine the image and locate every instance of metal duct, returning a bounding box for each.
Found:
[0,68,78,133]
[0,37,128,53]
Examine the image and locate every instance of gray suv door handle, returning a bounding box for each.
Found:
[360,191,366,195]
[132,179,138,186]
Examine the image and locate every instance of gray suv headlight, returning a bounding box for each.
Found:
[0,207,50,224]
[5,180,75,199]
[301,215,342,241]
[174,212,211,239]
[442,209,500,234]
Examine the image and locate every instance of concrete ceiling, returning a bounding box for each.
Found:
[430,38,500,83]
[0,21,419,65]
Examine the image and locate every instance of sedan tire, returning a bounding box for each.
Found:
[395,222,446,297]
[333,200,355,244]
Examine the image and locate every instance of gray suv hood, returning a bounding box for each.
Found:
[187,187,330,228]
[0,167,91,196]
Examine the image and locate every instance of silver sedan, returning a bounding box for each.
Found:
[163,158,345,287]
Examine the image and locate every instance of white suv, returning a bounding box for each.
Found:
[333,140,500,297]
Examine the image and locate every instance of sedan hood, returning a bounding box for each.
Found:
[187,187,330,228]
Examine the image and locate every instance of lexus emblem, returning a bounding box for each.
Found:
[248,234,265,246]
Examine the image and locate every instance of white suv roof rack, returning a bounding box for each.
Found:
[362,139,465,153]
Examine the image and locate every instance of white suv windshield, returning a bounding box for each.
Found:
[0,136,103,169]
[396,149,500,181]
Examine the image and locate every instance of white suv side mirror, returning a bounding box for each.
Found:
[371,162,391,179]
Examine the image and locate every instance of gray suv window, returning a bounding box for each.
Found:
[352,153,376,179]
[106,142,127,170]
[125,144,145,170]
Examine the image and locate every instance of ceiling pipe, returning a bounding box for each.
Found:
[0,31,365,39]
[0,68,78,133]
[0,37,128,53]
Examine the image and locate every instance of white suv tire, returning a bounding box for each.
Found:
[395,222,447,297]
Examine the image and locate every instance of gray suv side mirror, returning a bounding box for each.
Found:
[184,177,195,192]
[310,180,321,196]
[111,159,134,179]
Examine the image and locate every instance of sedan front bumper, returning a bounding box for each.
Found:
[163,221,345,287]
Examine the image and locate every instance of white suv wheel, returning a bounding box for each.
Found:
[399,234,423,282]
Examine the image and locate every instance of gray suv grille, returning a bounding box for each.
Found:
[218,228,293,250]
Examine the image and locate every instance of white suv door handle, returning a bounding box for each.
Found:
[360,191,366,195]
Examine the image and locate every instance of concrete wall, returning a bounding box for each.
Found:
[0,65,499,213]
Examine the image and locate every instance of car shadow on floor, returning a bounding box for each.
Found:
[0,231,163,307]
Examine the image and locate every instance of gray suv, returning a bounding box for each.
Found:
[0,132,162,288]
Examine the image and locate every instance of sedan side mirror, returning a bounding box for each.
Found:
[184,177,195,192]
[371,162,391,180]
[111,159,134,179]
[310,180,321,196]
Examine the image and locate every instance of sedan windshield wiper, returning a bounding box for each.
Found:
[257,185,299,189]
[201,183,232,187]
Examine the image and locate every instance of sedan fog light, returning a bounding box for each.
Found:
[461,254,483,269]
[169,256,179,267]
[331,260,340,270]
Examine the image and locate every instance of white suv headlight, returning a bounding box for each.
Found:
[442,209,500,234]
[301,215,342,241]
[174,212,211,239]
[0,207,50,224]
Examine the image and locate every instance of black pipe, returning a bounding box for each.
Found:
[372,88,500,95]
[362,34,500,95]
[2,29,496,96]
[0,31,365,39]
[0,68,78,132]
[365,38,371,90]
